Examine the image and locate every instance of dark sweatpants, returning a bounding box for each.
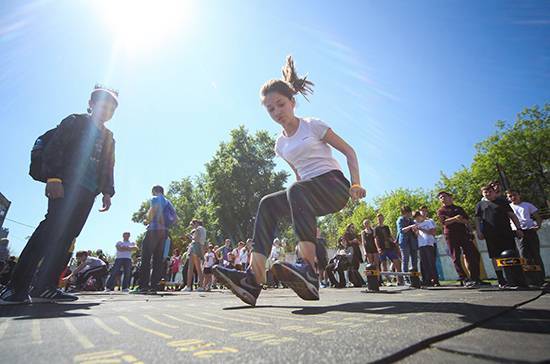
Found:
[419,246,437,285]
[10,184,96,293]
[444,233,480,281]
[252,170,350,258]
[518,229,546,278]
[139,229,168,290]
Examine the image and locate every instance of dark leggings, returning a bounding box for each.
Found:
[252,170,350,258]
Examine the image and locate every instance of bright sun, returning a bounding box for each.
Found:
[97,0,191,52]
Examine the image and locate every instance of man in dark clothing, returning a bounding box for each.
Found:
[0,86,118,305]
[437,191,482,287]
[475,185,523,287]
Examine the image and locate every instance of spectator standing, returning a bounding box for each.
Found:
[396,206,419,274]
[169,249,182,282]
[437,191,481,286]
[183,219,206,292]
[137,185,177,294]
[361,219,379,267]
[374,214,402,284]
[404,211,438,286]
[203,244,216,291]
[475,185,523,288]
[105,232,137,292]
[506,189,545,278]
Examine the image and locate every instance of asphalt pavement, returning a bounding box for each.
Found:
[0,285,548,364]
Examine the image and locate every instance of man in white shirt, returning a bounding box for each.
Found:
[105,232,137,292]
[506,190,545,278]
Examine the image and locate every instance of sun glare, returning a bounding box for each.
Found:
[97,0,191,52]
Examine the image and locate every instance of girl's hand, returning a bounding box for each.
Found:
[349,184,366,200]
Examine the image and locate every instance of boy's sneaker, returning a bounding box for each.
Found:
[271,261,319,301]
[212,265,261,306]
[31,288,78,303]
[121,288,129,293]
[182,286,193,292]
[196,287,205,292]
[129,287,148,294]
[0,287,31,305]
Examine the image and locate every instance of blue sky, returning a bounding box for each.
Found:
[1,0,549,256]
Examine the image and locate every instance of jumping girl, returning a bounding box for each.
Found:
[213,56,366,306]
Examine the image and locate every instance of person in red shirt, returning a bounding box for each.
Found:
[436,191,481,287]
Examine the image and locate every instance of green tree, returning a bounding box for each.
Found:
[438,103,550,216]
[204,126,288,242]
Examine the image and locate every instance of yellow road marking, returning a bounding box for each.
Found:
[0,321,9,339]
[143,315,178,329]
[200,312,271,327]
[31,319,42,344]
[163,314,227,332]
[281,325,336,336]
[62,318,94,349]
[92,317,120,335]
[118,316,173,339]
[244,311,305,322]
[181,313,222,325]
[74,350,124,362]
[231,331,297,346]
[74,350,144,364]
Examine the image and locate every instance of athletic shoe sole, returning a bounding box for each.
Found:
[30,297,78,303]
[271,263,319,301]
[0,298,31,305]
[212,268,257,306]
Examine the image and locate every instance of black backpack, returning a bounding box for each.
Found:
[29,127,58,182]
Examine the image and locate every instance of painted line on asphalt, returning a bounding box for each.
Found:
[181,313,223,325]
[118,316,173,339]
[167,338,240,357]
[163,314,228,332]
[244,310,306,322]
[31,319,42,344]
[92,317,120,335]
[231,331,297,346]
[62,318,95,349]
[74,349,144,364]
[200,311,271,327]
[143,315,179,329]
[280,325,336,336]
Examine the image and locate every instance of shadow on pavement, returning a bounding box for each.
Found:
[0,302,101,319]
[278,299,550,335]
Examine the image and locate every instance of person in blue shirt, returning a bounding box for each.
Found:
[397,206,419,274]
[134,185,175,294]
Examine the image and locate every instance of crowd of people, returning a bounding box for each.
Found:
[0,57,546,308]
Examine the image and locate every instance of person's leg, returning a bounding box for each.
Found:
[32,186,97,293]
[410,245,419,272]
[400,244,410,273]
[249,190,291,284]
[150,230,167,291]
[446,238,467,280]
[139,231,155,290]
[105,258,123,290]
[461,239,480,281]
[522,230,545,277]
[121,259,132,290]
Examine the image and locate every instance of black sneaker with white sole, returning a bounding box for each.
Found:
[212,265,261,306]
[31,288,78,303]
[0,287,31,305]
[271,261,319,300]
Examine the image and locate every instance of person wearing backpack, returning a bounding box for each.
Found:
[0,86,118,305]
[134,185,177,294]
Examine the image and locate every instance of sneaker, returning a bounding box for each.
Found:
[465,281,480,289]
[121,288,129,293]
[212,265,261,306]
[31,288,78,303]
[0,287,31,305]
[129,287,149,294]
[499,283,518,290]
[103,288,113,293]
[182,286,193,292]
[271,261,319,301]
[196,287,205,292]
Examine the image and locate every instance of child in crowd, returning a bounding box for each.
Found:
[403,211,438,286]
[203,244,216,291]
